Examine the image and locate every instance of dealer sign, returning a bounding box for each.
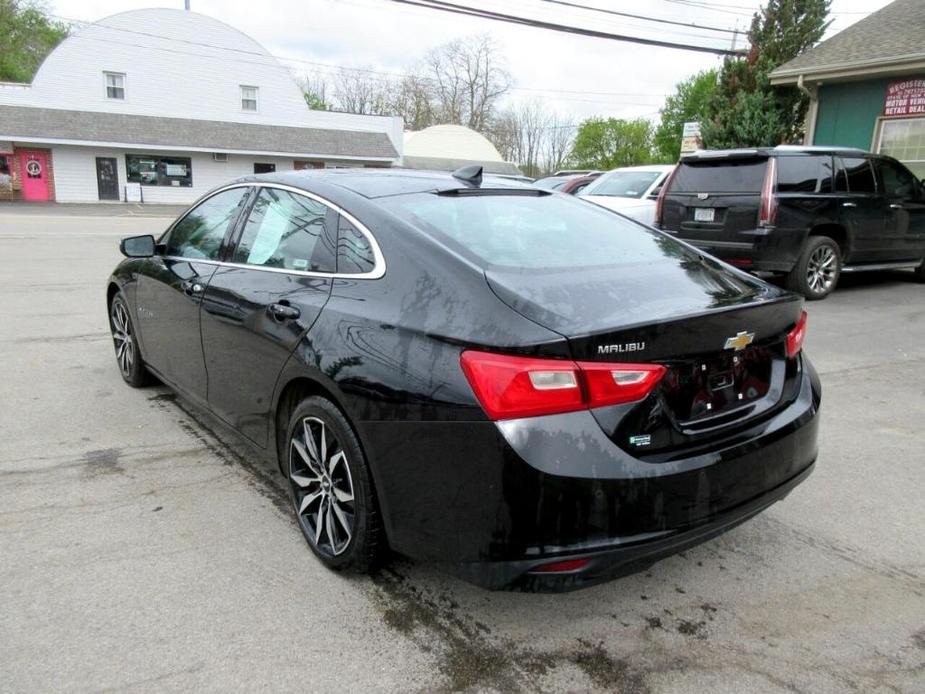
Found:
[883,79,925,117]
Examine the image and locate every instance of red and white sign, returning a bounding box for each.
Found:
[883,79,925,117]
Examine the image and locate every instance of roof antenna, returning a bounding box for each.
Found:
[452,165,483,186]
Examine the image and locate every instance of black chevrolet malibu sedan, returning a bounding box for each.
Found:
[107,167,820,590]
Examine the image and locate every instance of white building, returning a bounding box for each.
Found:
[0,8,402,203]
[402,124,521,175]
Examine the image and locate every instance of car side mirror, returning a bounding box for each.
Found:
[120,234,156,258]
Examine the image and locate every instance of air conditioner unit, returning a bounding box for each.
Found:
[212,153,228,162]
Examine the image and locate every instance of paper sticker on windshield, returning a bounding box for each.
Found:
[629,434,651,447]
[292,258,308,270]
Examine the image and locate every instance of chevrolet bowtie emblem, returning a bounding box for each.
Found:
[724,331,755,351]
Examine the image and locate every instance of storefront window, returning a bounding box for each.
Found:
[878,117,925,179]
[125,155,192,187]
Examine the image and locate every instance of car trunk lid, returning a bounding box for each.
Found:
[485,256,803,445]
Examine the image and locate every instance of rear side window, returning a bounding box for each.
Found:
[776,155,830,193]
[166,187,249,259]
[670,160,767,194]
[836,157,877,194]
[233,188,335,272]
[336,215,376,274]
[382,192,695,270]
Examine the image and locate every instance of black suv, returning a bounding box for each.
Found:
[655,146,925,299]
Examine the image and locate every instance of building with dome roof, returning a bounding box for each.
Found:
[0,8,402,203]
[401,124,521,176]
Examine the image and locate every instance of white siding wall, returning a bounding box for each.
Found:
[50,145,301,203]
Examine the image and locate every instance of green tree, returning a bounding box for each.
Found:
[654,69,717,162]
[702,0,830,148]
[0,0,69,83]
[570,117,653,170]
[303,90,329,111]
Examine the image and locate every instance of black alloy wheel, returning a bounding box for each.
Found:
[109,294,150,387]
[286,397,384,571]
[787,236,841,300]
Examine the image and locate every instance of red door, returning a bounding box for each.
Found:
[20,151,50,201]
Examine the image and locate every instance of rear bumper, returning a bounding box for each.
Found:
[454,461,814,591]
[666,226,803,273]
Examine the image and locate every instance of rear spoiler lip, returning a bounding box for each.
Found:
[680,149,771,162]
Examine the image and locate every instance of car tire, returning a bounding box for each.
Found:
[286,396,385,573]
[914,259,925,283]
[786,236,841,300]
[109,293,151,387]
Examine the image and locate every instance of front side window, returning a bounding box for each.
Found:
[837,157,876,194]
[126,154,192,187]
[233,188,335,272]
[105,72,125,100]
[337,215,375,274]
[877,159,919,200]
[582,171,661,198]
[165,187,249,260]
[241,85,259,112]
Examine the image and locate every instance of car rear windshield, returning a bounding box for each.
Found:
[581,171,660,198]
[381,191,693,270]
[671,159,768,194]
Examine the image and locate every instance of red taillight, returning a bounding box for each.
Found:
[786,310,808,358]
[579,361,668,409]
[460,350,667,421]
[759,157,778,226]
[530,558,591,574]
[654,165,679,227]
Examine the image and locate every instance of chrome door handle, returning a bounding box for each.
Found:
[841,202,857,208]
[890,203,904,209]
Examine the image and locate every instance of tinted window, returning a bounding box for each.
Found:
[166,187,249,259]
[233,188,335,272]
[582,171,661,198]
[776,155,829,193]
[838,157,876,193]
[336,216,376,274]
[382,192,692,270]
[670,160,767,194]
[532,177,564,190]
[877,159,919,199]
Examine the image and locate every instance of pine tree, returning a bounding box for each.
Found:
[702,0,830,148]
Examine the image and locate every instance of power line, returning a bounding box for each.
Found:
[387,0,744,55]
[55,14,669,103]
[535,0,739,35]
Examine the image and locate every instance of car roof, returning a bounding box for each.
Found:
[682,145,870,162]
[231,168,536,199]
[600,165,675,173]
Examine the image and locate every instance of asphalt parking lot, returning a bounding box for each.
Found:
[1,204,923,693]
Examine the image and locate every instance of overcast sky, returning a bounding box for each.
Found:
[52,0,892,124]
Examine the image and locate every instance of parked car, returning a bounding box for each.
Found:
[580,165,675,225]
[532,172,600,194]
[107,167,819,591]
[655,146,925,299]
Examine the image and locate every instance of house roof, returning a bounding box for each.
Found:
[0,105,398,160]
[770,0,925,84]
